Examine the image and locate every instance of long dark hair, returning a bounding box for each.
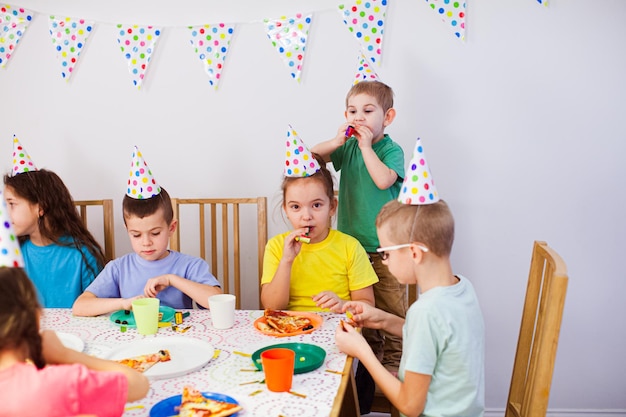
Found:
[0,267,45,369]
[3,169,107,270]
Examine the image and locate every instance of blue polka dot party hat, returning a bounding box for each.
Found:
[11,135,38,176]
[0,189,25,267]
[127,146,161,199]
[398,137,440,205]
[284,125,320,177]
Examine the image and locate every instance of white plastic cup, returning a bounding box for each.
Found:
[208,294,236,329]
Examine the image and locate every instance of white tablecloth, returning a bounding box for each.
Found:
[42,309,351,417]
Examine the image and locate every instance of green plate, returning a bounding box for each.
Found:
[252,342,326,374]
[110,306,175,328]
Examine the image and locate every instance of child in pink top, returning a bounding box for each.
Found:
[0,266,149,417]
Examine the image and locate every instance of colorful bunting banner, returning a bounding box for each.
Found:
[424,0,466,41]
[48,16,94,80]
[116,24,162,89]
[338,0,387,66]
[188,23,235,90]
[536,0,548,6]
[354,51,379,84]
[0,4,33,68]
[264,13,312,82]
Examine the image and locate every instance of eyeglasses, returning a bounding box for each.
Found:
[376,243,429,260]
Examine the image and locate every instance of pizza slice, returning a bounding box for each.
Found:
[178,386,242,417]
[116,349,171,373]
[261,309,314,334]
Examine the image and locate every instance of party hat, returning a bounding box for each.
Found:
[398,138,440,205]
[11,135,38,176]
[127,146,161,199]
[0,189,25,267]
[284,125,321,177]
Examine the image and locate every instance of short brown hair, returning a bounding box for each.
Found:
[123,187,174,225]
[376,199,454,257]
[346,81,394,113]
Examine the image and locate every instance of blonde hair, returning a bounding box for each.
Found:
[376,199,454,257]
[345,81,394,113]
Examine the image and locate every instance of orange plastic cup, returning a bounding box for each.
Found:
[261,348,295,392]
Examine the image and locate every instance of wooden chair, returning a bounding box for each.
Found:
[369,284,417,417]
[505,241,568,417]
[169,197,268,309]
[74,199,115,262]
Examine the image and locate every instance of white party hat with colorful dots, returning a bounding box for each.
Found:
[398,137,440,205]
[11,135,38,176]
[0,189,25,267]
[127,146,161,199]
[284,125,321,177]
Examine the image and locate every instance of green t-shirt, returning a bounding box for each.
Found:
[330,135,405,252]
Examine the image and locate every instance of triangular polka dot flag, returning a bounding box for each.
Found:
[188,23,235,90]
[398,137,439,205]
[536,0,548,6]
[264,13,312,82]
[127,146,161,199]
[284,125,320,177]
[116,24,162,89]
[48,16,94,80]
[337,0,387,66]
[424,0,466,41]
[0,188,24,267]
[0,4,34,68]
[354,52,379,85]
[11,135,37,175]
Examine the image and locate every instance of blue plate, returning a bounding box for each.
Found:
[110,306,175,328]
[149,392,240,417]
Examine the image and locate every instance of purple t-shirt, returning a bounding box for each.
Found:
[0,362,127,417]
[85,250,220,309]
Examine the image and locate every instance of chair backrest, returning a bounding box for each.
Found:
[505,241,568,417]
[169,197,268,309]
[74,199,115,262]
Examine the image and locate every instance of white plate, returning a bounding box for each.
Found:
[56,332,85,352]
[103,336,214,380]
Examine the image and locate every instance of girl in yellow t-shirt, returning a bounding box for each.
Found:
[261,151,377,312]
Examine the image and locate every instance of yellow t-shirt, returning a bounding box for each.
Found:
[261,229,379,311]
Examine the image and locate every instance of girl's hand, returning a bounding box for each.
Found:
[144,275,172,297]
[41,330,71,364]
[335,320,369,358]
[282,228,308,262]
[313,291,343,313]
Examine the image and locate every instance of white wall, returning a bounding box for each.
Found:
[2,0,625,413]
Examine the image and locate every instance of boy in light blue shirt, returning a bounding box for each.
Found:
[73,146,221,316]
[335,139,485,417]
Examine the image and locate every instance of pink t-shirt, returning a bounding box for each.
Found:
[0,362,128,417]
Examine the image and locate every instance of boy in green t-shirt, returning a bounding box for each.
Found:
[311,80,406,413]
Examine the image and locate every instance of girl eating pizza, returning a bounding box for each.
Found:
[260,132,378,312]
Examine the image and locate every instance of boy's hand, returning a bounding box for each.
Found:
[122,295,144,310]
[342,300,385,329]
[335,320,369,358]
[353,125,374,149]
[144,275,172,297]
[312,291,343,312]
[333,123,352,147]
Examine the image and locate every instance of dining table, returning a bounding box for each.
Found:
[41,308,359,417]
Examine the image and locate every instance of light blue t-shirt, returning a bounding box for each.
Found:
[21,237,101,308]
[84,250,220,309]
[399,275,485,417]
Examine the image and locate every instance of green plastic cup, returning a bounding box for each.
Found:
[132,298,160,335]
